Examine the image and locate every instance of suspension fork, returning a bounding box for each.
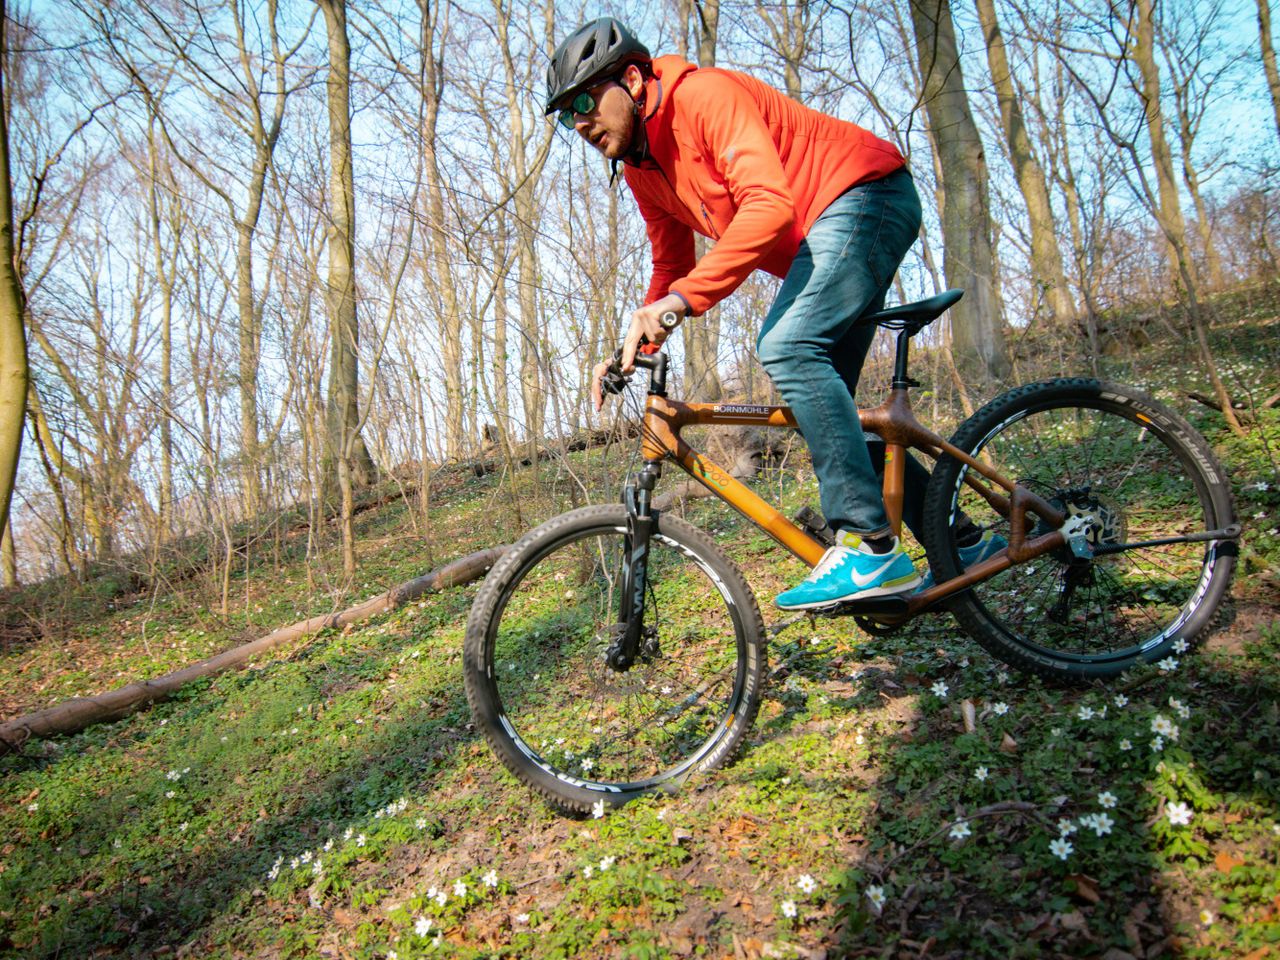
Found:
[607,461,663,670]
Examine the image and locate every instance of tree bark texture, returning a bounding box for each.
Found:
[417,0,466,461]
[683,0,724,400]
[1130,0,1188,286]
[495,2,550,450]
[909,0,1010,384]
[318,0,377,575]
[972,0,1074,328]
[754,0,810,100]
[0,0,27,546]
[1259,0,1280,143]
[0,0,26,546]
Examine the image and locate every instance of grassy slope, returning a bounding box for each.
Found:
[1,296,1278,960]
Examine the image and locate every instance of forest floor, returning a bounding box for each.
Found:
[1,288,1278,959]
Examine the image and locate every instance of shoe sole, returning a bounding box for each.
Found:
[775,574,923,611]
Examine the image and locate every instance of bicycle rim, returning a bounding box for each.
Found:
[938,383,1233,673]
[478,514,758,800]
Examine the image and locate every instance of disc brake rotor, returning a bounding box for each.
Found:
[1063,490,1127,562]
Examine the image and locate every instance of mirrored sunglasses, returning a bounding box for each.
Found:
[557,90,598,129]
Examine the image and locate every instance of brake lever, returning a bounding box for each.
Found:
[601,348,629,396]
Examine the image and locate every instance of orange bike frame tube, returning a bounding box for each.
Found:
[640,396,826,566]
[639,388,1070,611]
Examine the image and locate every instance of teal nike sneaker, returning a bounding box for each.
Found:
[918,531,1008,590]
[775,533,921,610]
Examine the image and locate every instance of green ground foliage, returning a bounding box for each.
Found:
[1,288,1278,959]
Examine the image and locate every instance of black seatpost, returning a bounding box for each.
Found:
[892,329,913,389]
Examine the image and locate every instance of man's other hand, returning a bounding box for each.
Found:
[620,294,686,373]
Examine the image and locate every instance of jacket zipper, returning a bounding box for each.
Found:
[639,149,720,242]
[700,202,721,240]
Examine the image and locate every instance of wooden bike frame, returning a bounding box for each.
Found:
[636,386,1069,618]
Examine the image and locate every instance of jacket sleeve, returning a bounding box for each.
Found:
[629,180,696,306]
[667,74,796,315]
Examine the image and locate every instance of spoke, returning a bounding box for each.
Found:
[1092,561,1167,639]
[1118,545,1199,589]
[1080,410,1107,484]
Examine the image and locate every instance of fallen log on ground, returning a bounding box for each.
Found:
[0,545,511,753]
[0,426,789,751]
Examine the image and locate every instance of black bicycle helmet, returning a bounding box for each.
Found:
[544,18,651,115]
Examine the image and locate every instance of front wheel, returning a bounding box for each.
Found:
[921,378,1236,682]
[463,504,766,814]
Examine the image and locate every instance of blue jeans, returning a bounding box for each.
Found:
[757,168,927,538]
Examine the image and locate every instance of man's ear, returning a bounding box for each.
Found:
[621,63,646,99]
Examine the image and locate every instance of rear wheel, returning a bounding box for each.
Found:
[921,378,1236,681]
[463,504,766,814]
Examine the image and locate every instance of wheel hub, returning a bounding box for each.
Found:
[1061,488,1127,560]
[604,623,660,671]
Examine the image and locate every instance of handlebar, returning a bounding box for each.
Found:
[600,335,670,398]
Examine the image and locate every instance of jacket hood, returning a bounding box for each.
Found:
[640,55,698,124]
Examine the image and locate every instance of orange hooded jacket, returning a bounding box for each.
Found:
[623,56,906,316]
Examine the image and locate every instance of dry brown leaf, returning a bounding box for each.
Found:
[725,816,760,837]
[961,699,977,732]
[1067,873,1101,904]
[1000,732,1019,753]
[1213,850,1245,874]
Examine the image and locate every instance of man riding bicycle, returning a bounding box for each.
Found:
[548,18,999,609]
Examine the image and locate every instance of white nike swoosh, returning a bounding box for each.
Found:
[849,555,900,588]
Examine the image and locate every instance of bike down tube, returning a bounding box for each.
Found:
[640,396,829,567]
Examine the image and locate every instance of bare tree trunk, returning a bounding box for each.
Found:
[1,519,14,587]
[754,0,811,100]
[415,0,465,461]
[143,112,179,539]
[683,0,724,400]
[318,0,377,578]
[1055,1,1245,436]
[25,392,77,576]
[0,0,27,543]
[494,0,554,450]
[1156,1,1231,293]
[1259,0,1280,142]
[1131,0,1187,286]
[490,222,514,457]
[1180,143,1224,291]
[973,0,1074,328]
[909,0,1010,384]
[1126,0,1241,430]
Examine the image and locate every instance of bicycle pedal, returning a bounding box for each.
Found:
[822,595,912,617]
[793,506,837,547]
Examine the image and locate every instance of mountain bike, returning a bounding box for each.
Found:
[462,289,1239,814]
